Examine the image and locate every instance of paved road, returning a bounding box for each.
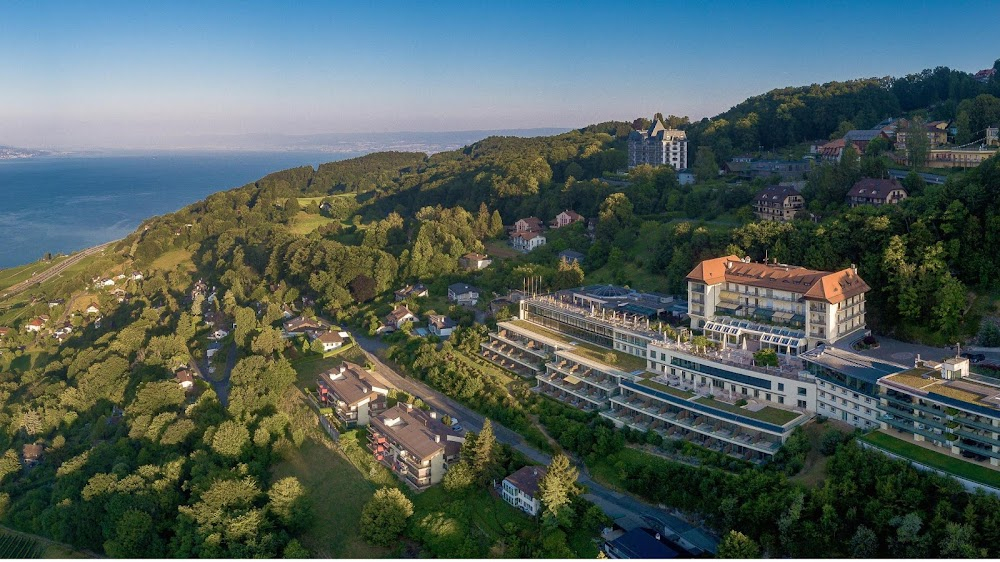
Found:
[353,333,708,534]
[202,341,237,406]
[1,240,119,299]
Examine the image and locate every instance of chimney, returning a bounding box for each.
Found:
[406,403,413,411]
[435,434,441,443]
[430,411,436,419]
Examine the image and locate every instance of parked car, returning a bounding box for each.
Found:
[961,352,986,363]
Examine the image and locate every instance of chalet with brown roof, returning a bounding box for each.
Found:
[511,229,547,252]
[175,369,194,390]
[753,185,804,222]
[368,403,464,489]
[22,443,43,468]
[459,252,492,271]
[383,305,418,331]
[25,317,47,333]
[282,316,330,337]
[0,327,10,339]
[514,217,544,233]
[85,303,101,315]
[317,362,388,427]
[687,255,870,351]
[847,178,908,207]
[501,466,547,515]
[315,330,348,352]
[394,283,429,301]
[552,210,584,228]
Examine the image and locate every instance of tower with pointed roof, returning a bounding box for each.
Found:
[627,117,688,170]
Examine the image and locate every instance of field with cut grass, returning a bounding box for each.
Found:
[289,211,336,235]
[150,248,194,272]
[272,436,387,558]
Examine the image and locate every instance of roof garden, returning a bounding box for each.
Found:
[861,431,1000,489]
[636,376,695,399]
[692,396,802,426]
[509,319,648,373]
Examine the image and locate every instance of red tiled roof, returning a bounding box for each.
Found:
[687,257,870,304]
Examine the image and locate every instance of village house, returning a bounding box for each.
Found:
[25,316,48,333]
[459,252,493,271]
[895,124,949,150]
[511,230,547,252]
[427,315,456,338]
[22,443,43,468]
[753,185,804,222]
[384,305,418,332]
[394,283,429,301]
[315,330,350,352]
[0,327,10,339]
[448,283,480,306]
[130,271,144,281]
[175,369,194,390]
[551,210,584,229]
[317,362,388,428]
[85,303,101,315]
[368,403,464,489]
[513,217,544,233]
[500,465,547,516]
[47,298,64,309]
[282,316,331,338]
[847,178,908,207]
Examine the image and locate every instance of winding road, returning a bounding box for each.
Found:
[352,334,716,540]
[1,240,119,299]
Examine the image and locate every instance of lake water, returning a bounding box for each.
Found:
[0,151,358,269]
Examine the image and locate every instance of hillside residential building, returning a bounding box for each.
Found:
[459,252,492,270]
[368,403,464,488]
[282,316,331,337]
[427,315,456,338]
[501,466,547,516]
[847,178,908,207]
[628,120,688,170]
[895,125,949,150]
[987,126,999,147]
[315,330,349,352]
[384,305,418,331]
[878,356,1000,467]
[448,283,479,306]
[317,362,388,428]
[511,230,547,252]
[175,369,194,390]
[25,317,47,333]
[920,146,998,169]
[753,185,804,222]
[558,249,585,264]
[844,130,889,153]
[514,217,544,233]
[552,210,584,228]
[394,283,429,301]
[687,256,870,351]
[22,444,43,468]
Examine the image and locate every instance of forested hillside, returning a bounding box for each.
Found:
[2,61,1000,558]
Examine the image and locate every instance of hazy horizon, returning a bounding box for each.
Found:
[2,0,998,150]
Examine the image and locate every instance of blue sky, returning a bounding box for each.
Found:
[1,0,997,148]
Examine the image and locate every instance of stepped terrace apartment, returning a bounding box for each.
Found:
[878,356,1000,467]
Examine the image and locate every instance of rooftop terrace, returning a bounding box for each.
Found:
[508,318,647,372]
[882,367,1000,413]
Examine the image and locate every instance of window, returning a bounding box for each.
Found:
[778,383,784,391]
[731,385,736,392]
[853,393,859,399]
[778,397,785,404]
[798,400,807,408]
[797,387,807,396]
[865,397,871,404]
[766,393,771,401]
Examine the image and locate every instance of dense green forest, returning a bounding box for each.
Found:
[2,61,1000,558]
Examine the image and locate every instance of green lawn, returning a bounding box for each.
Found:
[290,211,336,235]
[861,430,1000,489]
[150,249,194,272]
[289,346,368,391]
[585,447,650,492]
[272,436,388,558]
[693,396,802,425]
[636,377,695,398]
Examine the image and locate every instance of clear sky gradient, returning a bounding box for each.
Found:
[2,0,998,149]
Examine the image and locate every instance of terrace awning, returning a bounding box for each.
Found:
[719,290,742,301]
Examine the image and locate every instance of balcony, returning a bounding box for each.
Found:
[958,416,999,433]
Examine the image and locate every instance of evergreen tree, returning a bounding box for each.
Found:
[538,454,579,527]
[473,419,497,482]
[359,487,414,546]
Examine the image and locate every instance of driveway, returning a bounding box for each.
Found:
[834,333,953,365]
[202,341,237,406]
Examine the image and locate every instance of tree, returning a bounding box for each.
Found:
[849,525,878,558]
[553,257,584,290]
[104,509,158,558]
[597,192,634,244]
[694,146,718,183]
[940,522,986,558]
[211,420,250,458]
[359,487,414,546]
[904,117,931,169]
[251,327,286,356]
[268,477,308,531]
[472,419,497,482]
[717,530,760,558]
[538,454,579,527]
[349,274,377,303]
[0,450,19,484]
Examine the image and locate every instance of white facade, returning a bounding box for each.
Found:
[501,479,541,516]
[628,121,689,170]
